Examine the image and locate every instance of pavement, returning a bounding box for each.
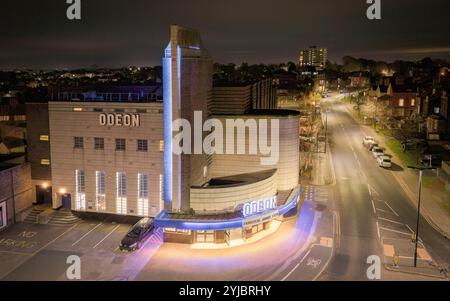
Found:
[318,94,449,280]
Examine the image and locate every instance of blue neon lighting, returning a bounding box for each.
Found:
[154,186,301,231]
[163,43,173,209]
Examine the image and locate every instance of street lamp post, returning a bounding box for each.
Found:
[407,165,434,267]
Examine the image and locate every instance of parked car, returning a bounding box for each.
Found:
[371,147,384,158]
[377,155,392,168]
[368,142,379,151]
[119,217,154,252]
[363,136,376,147]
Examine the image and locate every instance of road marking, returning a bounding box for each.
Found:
[281,249,312,281]
[93,224,121,249]
[370,199,376,215]
[405,224,414,234]
[417,248,432,261]
[72,223,102,246]
[378,217,403,225]
[0,250,33,256]
[376,208,390,214]
[379,226,411,236]
[376,222,381,239]
[384,201,399,217]
[0,222,80,280]
[367,184,372,197]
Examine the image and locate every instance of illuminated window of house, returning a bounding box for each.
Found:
[39,135,49,141]
[411,98,415,106]
[73,107,83,112]
[159,140,164,152]
[398,98,405,107]
[40,159,50,165]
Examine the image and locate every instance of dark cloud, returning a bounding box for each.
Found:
[0,0,449,69]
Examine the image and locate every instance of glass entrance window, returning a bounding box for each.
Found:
[96,171,106,211]
[75,170,86,210]
[196,230,215,243]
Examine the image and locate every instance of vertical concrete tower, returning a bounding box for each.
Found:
[163,25,213,212]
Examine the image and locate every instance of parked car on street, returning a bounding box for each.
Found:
[368,142,379,151]
[377,155,392,168]
[371,147,384,158]
[119,217,154,252]
[363,136,375,147]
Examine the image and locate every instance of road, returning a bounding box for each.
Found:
[321,94,450,280]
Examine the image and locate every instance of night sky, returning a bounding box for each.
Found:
[1,0,449,69]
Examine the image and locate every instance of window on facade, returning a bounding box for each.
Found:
[39,135,49,141]
[74,137,84,149]
[116,172,127,214]
[137,173,149,216]
[411,98,415,106]
[137,139,148,152]
[40,159,50,165]
[159,140,164,152]
[94,137,104,150]
[398,98,405,107]
[434,107,440,114]
[75,170,86,210]
[96,171,106,211]
[115,138,126,151]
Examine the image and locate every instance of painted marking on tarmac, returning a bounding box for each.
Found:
[384,201,399,217]
[370,199,377,215]
[281,249,312,281]
[93,225,121,249]
[72,223,102,246]
[376,222,381,240]
[379,226,411,237]
[378,217,403,225]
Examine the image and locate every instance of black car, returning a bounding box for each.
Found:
[119,217,154,251]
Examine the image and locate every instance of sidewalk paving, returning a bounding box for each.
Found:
[344,101,450,238]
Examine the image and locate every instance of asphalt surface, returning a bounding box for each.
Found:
[322,95,450,280]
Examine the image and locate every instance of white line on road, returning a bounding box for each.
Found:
[72,223,102,246]
[281,249,312,281]
[376,222,381,240]
[379,226,412,236]
[384,201,399,217]
[371,199,377,215]
[378,217,403,225]
[93,224,121,249]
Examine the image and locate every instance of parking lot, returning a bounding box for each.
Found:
[0,220,164,280]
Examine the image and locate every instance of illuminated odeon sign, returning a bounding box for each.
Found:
[99,113,140,127]
[242,195,277,217]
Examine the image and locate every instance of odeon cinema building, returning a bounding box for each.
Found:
[29,25,301,246]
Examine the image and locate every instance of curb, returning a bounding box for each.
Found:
[384,264,448,280]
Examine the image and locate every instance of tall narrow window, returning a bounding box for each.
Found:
[116,172,127,214]
[75,170,85,210]
[398,98,405,107]
[137,173,149,216]
[96,171,106,211]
